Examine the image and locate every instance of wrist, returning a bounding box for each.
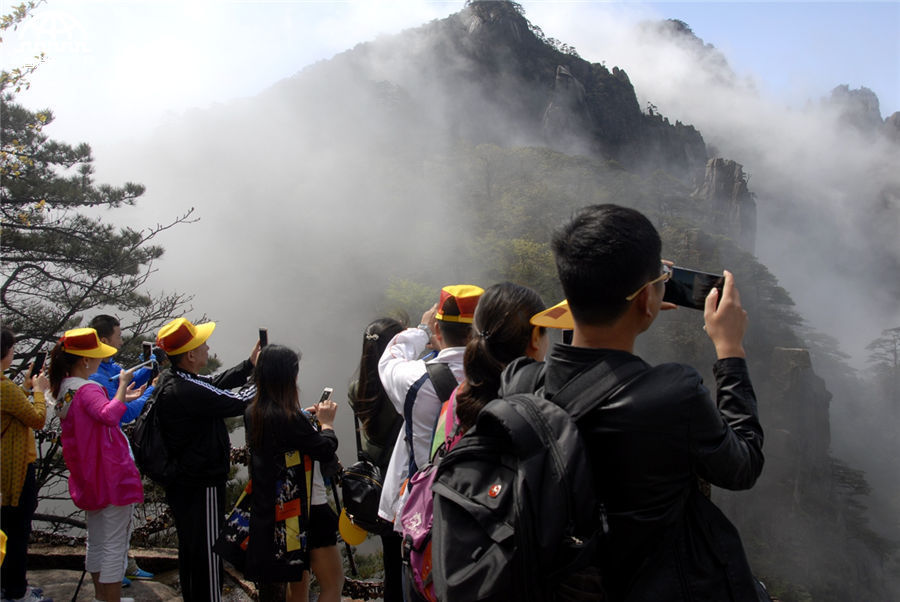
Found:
[715,344,746,359]
[417,323,433,339]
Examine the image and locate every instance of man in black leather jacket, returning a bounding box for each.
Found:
[154,318,259,602]
[534,204,765,601]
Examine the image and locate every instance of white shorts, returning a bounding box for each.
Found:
[85,504,134,583]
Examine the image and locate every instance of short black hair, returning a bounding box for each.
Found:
[551,204,661,325]
[438,321,472,348]
[90,315,120,340]
[436,295,474,348]
[2,327,16,358]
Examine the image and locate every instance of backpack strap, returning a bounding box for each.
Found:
[404,372,430,477]
[403,363,457,478]
[551,356,646,421]
[425,363,457,404]
[352,411,365,463]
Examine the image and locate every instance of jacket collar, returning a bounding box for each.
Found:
[544,343,639,398]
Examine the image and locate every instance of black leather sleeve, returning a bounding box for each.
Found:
[690,358,764,491]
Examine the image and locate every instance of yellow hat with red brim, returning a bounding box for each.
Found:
[530,299,574,330]
[338,508,368,546]
[61,328,118,358]
[156,317,216,355]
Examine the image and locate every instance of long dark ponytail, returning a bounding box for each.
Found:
[455,282,545,431]
[48,342,80,399]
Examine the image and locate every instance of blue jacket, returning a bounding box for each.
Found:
[89,359,155,425]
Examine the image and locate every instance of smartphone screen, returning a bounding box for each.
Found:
[318,387,333,404]
[32,351,46,374]
[142,342,153,361]
[259,328,268,348]
[663,266,724,310]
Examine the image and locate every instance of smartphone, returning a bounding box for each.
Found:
[31,351,47,374]
[318,387,334,404]
[663,266,725,310]
[142,341,153,361]
[258,328,268,348]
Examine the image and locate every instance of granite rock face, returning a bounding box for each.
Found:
[691,158,757,252]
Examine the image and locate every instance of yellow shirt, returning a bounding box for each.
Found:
[1,375,47,506]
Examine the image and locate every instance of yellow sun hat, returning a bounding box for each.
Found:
[60,328,118,358]
[156,318,216,355]
[338,508,368,546]
[530,299,574,330]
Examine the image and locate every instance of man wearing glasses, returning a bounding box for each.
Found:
[514,204,765,600]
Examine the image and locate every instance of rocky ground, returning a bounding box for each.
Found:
[27,545,380,602]
[27,567,251,602]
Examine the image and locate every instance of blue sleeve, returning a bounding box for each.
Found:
[120,385,155,425]
[89,366,118,399]
[132,366,153,388]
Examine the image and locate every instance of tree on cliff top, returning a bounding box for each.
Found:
[0,2,195,375]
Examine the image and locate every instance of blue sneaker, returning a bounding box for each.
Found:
[121,577,131,588]
[125,567,154,580]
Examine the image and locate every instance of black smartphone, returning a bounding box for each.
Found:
[259,328,268,348]
[663,266,725,310]
[31,351,46,374]
[142,342,153,361]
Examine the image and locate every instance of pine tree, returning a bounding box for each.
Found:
[1,3,194,375]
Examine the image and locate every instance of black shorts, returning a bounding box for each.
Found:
[308,503,338,550]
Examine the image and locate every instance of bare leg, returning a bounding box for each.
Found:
[91,572,102,600]
[95,580,124,602]
[310,546,344,602]
[285,572,310,602]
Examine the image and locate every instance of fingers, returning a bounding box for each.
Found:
[660,301,678,311]
[721,270,740,305]
[315,398,338,425]
[703,269,747,359]
[703,284,720,323]
[421,302,439,325]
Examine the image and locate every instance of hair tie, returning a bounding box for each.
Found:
[365,333,379,341]
[478,330,491,340]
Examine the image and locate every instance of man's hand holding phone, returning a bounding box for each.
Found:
[703,270,747,359]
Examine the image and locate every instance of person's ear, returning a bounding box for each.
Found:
[528,326,542,354]
[635,286,654,318]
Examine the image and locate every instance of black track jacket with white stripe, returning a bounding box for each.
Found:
[156,361,256,487]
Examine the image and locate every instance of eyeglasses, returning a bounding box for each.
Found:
[625,263,672,301]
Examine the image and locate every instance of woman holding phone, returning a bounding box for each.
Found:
[1,327,52,602]
[244,344,343,602]
[48,328,140,602]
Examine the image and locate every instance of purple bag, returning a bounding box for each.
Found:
[400,427,462,602]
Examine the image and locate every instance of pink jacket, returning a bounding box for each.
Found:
[58,378,143,510]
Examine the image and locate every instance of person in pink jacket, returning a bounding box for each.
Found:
[48,328,141,602]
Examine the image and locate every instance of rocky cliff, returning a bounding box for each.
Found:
[692,158,757,252]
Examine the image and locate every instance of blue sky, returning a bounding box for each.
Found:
[3,1,897,147]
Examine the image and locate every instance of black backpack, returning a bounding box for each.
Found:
[430,357,644,602]
[131,378,177,486]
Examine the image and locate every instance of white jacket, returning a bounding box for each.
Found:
[377,327,465,527]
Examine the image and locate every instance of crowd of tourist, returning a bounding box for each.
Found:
[1,204,766,602]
